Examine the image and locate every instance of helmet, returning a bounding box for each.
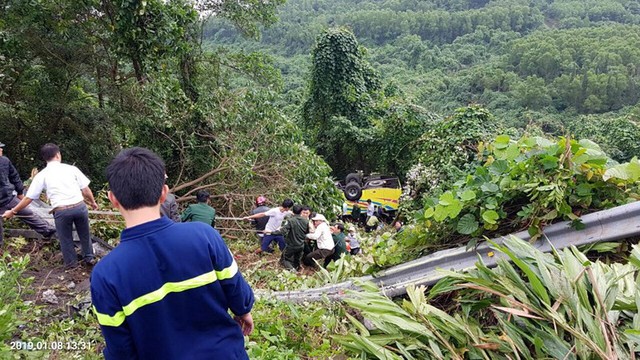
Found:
[256,196,267,206]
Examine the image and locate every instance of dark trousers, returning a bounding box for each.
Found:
[303,241,314,257]
[261,234,285,253]
[0,196,55,245]
[53,203,93,267]
[303,248,334,268]
[282,246,304,271]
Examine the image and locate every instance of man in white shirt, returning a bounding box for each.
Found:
[2,143,98,269]
[366,199,375,221]
[244,198,293,254]
[341,202,349,222]
[303,214,335,268]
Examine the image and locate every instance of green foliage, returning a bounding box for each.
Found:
[603,157,640,181]
[509,25,640,113]
[201,0,286,40]
[372,102,439,180]
[248,300,348,359]
[125,69,342,213]
[302,27,382,177]
[0,0,121,181]
[566,113,640,162]
[338,237,640,359]
[303,27,380,127]
[0,0,341,214]
[0,254,30,357]
[419,133,640,244]
[404,105,497,205]
[203,0,640,137]
[108,0,199,83]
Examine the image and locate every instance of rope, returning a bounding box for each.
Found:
[12,213,249,221]
[10,212,257,228]
[215,227,263,232]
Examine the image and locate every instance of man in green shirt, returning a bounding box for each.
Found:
[325,223,347,267]
[280,205,309,272]
[181,190,216,227]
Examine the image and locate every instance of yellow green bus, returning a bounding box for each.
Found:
[336,173,402,219]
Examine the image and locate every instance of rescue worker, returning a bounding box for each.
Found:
[181,190,216,227]
[0,142,56,247]
[303,214,334,268]
[243,199,293,254]
[91,147,254,359]
[280,204,309,272]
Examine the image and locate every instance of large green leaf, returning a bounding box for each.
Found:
[433,204,448,222]
[494,134,510,149]
[603,157,640,181]
[488,159,510,175]
[481,210,499,224]
[459,189,477,201]
[456,214,479,235]
[438,191,455,206]
[492,238,551,305]
[629,244,640,269]
[480,182,499,193]
[446,199,463,219]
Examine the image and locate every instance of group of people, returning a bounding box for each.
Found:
[0,141,219,270]
[1,142,98,269]
[0,140,408,359]
[244,198,361,272]
[2,143,255,359]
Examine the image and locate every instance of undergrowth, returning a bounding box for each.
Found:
[337,236,640,359]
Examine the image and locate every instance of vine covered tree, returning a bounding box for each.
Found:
[302,27,381,177]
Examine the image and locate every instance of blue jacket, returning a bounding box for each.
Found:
[91,217,254,359]
[0,156,23,207]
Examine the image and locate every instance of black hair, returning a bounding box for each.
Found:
[281,198,294,208]
[196,190,210,203]
[40,143,60,161]
[332,222,344,232]
[106,147,166,210]
[291,204,303,215]
[367,199,372,203]
[301,205,311,212]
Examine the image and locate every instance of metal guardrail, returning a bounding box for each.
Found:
[260,201,640,302]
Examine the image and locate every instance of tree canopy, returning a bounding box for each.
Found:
[204,0,640,139]
[0,0,341,214]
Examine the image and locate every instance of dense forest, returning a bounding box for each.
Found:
[205,0,640,159]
